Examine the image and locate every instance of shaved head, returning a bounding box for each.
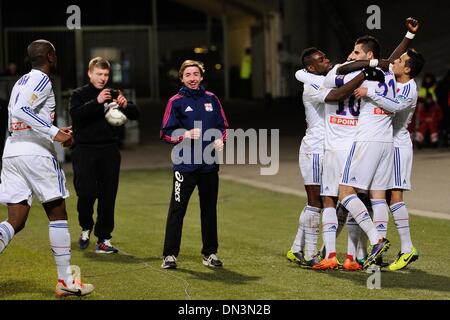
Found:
[27,39,56,68]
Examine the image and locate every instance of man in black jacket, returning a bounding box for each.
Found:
[69,57,139,253]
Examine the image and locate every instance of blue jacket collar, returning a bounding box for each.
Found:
[179,85,205,98]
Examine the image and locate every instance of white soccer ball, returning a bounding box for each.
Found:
[105,104,127,126]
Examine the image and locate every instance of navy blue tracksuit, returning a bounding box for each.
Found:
[160,86,228,257]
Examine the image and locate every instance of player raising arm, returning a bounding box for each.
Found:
[336,17,419,75]
[354,48,425,271]
[287,47,384,268]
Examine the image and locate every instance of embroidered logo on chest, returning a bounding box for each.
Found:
[204,103,213,112]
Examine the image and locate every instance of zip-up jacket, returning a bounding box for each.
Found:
[160,86,229,173]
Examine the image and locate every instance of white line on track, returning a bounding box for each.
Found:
[221,174,450,221]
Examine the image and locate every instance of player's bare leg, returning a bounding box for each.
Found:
[44,198,68,221]
[6,201,31,233]
[305,185,322,209]
[0,201,30,253]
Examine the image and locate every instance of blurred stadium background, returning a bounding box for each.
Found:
[0,0,450,300]
[1,0,450,145]
[1,1,449,127]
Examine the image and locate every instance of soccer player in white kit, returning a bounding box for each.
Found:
[320,18,419,269]
[0,40,94,296]
[338,23,420,269]
[286,48,329,267]
[287,48,380,267]
[306,57,388,270]
[313,64,370,271]
[354,48,424,271]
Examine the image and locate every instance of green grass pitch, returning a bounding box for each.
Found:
[0,169,449,300]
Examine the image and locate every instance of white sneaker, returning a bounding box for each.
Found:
[202,253,223,267]
[55,279,95,297]
[79,230,91,250]
[161,255,177,269]
[95,239,119,254]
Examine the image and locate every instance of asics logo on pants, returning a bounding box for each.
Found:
[174,171,184,202]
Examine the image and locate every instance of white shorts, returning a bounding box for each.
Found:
[0,156,69,206]
[392,146,412,190]
[299,152,323,185]
[321,149,348,197]
[340,141,393,191]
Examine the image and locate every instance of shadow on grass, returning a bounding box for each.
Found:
[175,267,261,285]
[0,279,52,299]
[324,267,450,294]
[81,250,160,265]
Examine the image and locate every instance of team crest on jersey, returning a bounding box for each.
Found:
[29,93,39,105]
[204,103,213,112]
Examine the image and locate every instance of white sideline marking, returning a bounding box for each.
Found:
[221,174,450,221]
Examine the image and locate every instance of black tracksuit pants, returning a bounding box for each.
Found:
[163,170,219,257]
[71,144,121,241]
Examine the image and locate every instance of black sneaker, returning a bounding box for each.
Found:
[161,255,177,269]
[202,254,223,268]
[95,239,119,254]
[78,230,91,250]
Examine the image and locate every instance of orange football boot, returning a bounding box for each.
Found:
[312,256,339,270]
[343,256,362,271]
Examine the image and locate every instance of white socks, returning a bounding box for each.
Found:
[390,202,413,253]
[371,199,389,239]
[291,207,306,253]
[346,214,360,260]
[303,206,321,260]
[0,221,15,254]
[49,220,73,284]
[322,207,338,258]
[341,195,379,245]
[336,201,348,239]
[292,206,321,260]
[356,232,369,261]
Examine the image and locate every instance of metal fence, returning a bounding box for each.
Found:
[4,25,157,98]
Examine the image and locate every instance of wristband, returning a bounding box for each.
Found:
[405,31,415,39]
[369,59,379,68]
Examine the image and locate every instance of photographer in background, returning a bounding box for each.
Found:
[69,57,139,254]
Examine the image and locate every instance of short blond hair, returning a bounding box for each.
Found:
[88,57,111,71]
[178,60,205,79]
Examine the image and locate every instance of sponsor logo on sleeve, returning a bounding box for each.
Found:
[373,107,392,115]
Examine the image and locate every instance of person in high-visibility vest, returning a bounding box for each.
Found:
[416,73,442,146]
[240,48,252,98]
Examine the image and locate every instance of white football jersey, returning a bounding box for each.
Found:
[355,67,398,142]
[323,64,361,151]
[3,69,59,158]
[295,69,330,154]
[365,68,418,144]
[392,80,418,148]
